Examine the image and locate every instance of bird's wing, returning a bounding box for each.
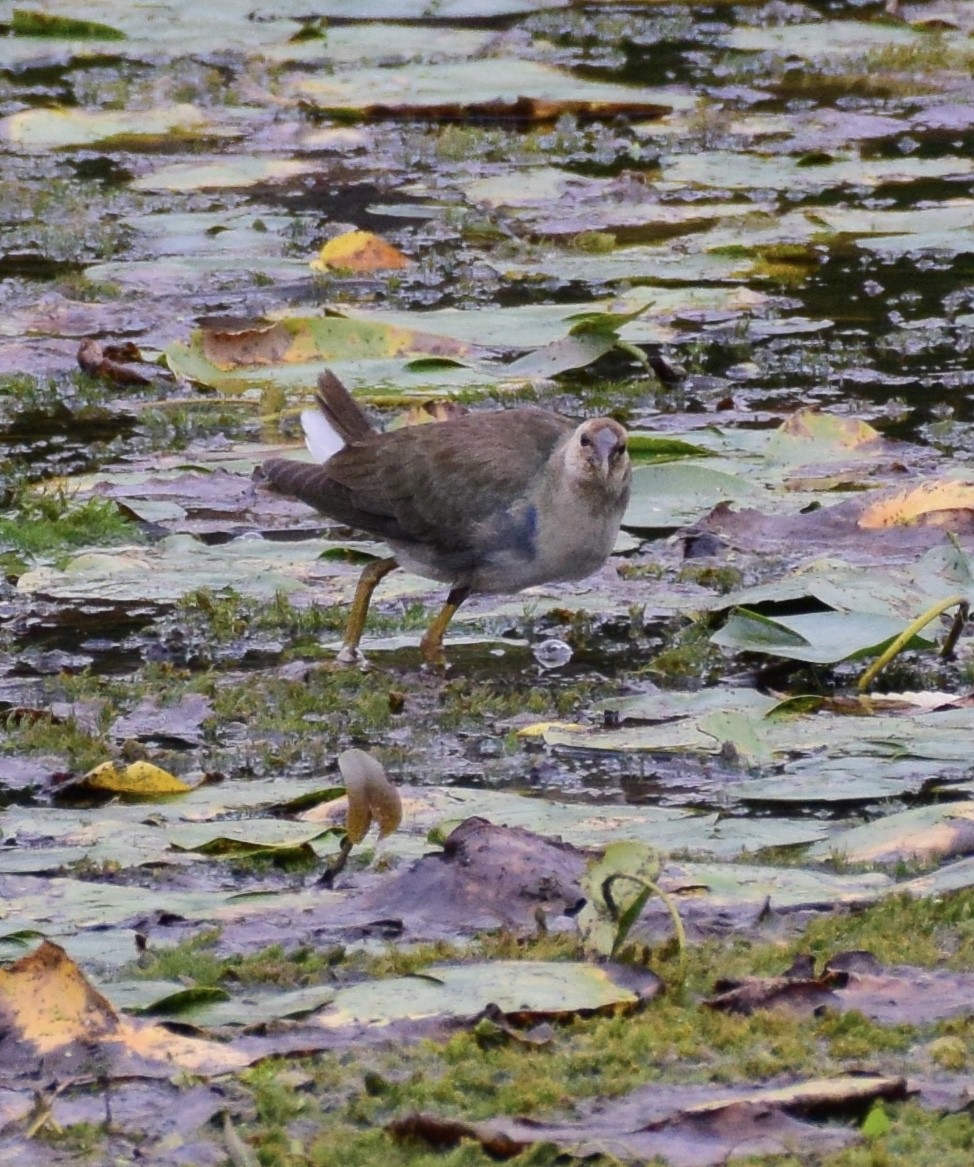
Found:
[264,408,572,558]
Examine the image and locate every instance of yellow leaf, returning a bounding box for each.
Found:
[83,760,192,796]
[311,229,410,273]
[779,409,880,447]
[859,478,974,529]
[0,940,118,1053]
[0,941,248,1075]
[517,721,586,738]
[387,401,469,429]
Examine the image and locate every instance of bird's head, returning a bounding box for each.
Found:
[567,418,631,500]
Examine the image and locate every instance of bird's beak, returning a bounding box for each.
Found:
[592,426,622,469]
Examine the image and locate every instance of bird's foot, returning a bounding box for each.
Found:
[418,636,448,672]
[335,644,371,669]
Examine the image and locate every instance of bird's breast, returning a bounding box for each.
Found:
[471,489,624,593]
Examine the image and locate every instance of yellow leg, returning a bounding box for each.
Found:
[337,556,398,664]
[419,586,470,668]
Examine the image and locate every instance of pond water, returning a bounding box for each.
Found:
[2,0,974,844]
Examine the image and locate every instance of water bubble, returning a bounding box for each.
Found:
[533,638,573,670]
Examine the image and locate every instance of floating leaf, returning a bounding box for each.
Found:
[0,941,248,1077]
[11,9,125,39]
[288,59,688,123]
[311,230,410,273]
[166,315,473,392]
[0,103,230,149]
[82,760,192,798]
[858,478,974,529]
[712,608,935,665]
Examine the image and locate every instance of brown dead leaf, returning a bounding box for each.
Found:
[708,949,974,1027]
[350,95,671,125]
[346,816,588,935]
[77,338,152,386]
[311,229,410,273]
[706,966,842,1016]
[388,1073,904,1164]
[199,318,292,369]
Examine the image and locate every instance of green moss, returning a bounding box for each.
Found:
[35,1121,106,1152]
[818,1009,915,1059]
[0,487,137,559]
[2,711,109,772]
[177,587,428,648]
[790,890,974,971]
[571,231,616,254]
[647,619,723,685]
[678,563,744,594]
[132,930,225,985]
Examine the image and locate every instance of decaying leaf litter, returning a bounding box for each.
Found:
[4,0,974,1163]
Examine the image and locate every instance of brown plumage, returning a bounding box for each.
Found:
[263,371,631,665]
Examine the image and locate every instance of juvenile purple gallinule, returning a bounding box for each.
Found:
[263,371,631,665]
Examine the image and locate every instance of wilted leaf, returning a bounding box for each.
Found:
[0,941,249,1079]
[288,58,687,123]
[859,478,974,529]
[311,230,410,273]
[340,817,588,935]
[166,315,473,391]
[82,760,192,798]
[389,1073,904,1165]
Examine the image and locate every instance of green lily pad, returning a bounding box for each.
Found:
[288,59,691,122]
[0,103,238,149]
[711,608,935,665]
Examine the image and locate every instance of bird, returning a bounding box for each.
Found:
[262,370,631,666]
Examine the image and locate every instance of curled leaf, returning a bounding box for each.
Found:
[311,230,410,273]
[83,760,191,797]
[337,749,403,843]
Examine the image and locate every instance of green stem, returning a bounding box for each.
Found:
[605,872,688,986]
[858,593,968,692]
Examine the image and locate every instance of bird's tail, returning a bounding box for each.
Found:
[301,370,373,462]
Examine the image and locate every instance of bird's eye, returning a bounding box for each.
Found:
[579,433,593,448]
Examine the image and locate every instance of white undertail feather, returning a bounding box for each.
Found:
[301,408,345,462]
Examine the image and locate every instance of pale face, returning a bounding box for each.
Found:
[568,418,631,502]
